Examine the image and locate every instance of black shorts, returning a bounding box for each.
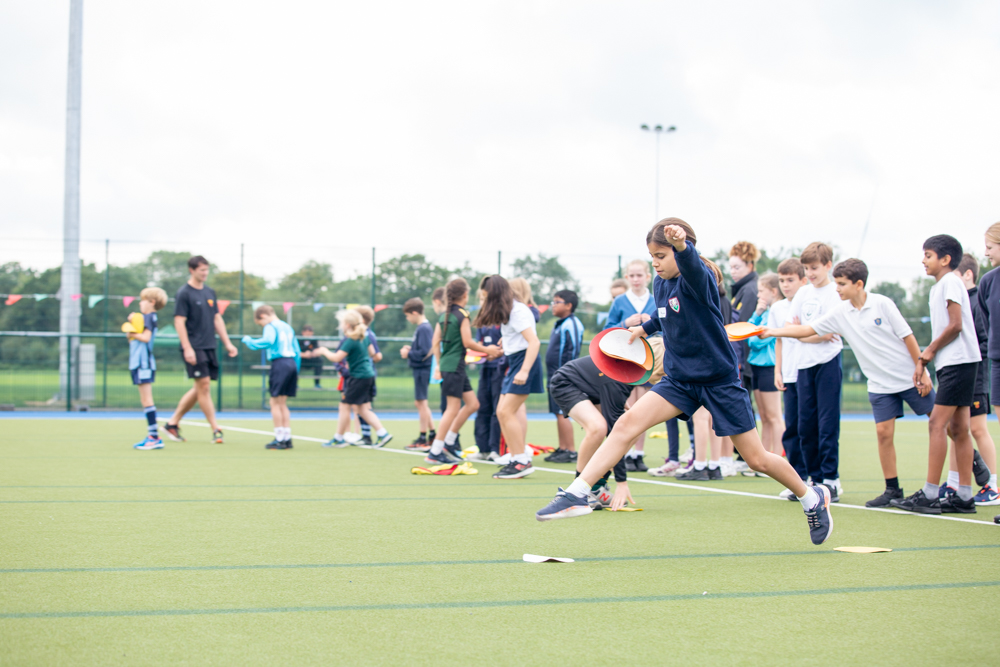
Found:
[182,347,219,381]
[971,393,991,417]
[412,367,430,402]
[934,362,978,407]
[549,373,597,417]
[343,376,375,405]
[749,364,776,392]
[268,357,298,398]
[441,368,473,399]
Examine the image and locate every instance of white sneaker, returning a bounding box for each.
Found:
[466,451,489,461]
[732,460,750,474]
[495,453,512,466]
[679,449,693,464]
[343,432,362,444]
[779,488,797,500]
[720,462,737,477]
[649,460,682,477]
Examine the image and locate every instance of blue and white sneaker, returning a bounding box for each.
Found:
[322,437,349,448]
[133,437,164,450]
[444,442,464,460]
[974,484,1000,506]
[425,450,463,464]
[938,484,957,500]
[372,432,393,448]
[536,488,593,522]
[804,484,833,545]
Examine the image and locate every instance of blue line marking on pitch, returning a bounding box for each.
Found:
[2,581,997,619]
[2,544,996,575]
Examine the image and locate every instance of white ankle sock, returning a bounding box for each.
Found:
[694,461,707,471]
[798,487,820,510]
[274,428,281,439]
[430,440,445,455]
[923,482,939,498]
[991,473,998,489]
[376,428,387,437]
[708,460,720,470]
[444,431,458,445]
[721,456,733,466]
[515,453,531,465]
[566,477,590,498]
[947,470,959,488]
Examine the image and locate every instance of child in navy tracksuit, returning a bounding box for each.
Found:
[544,289,584,462]
[401,298,436,449]
[536,218,833,546]
[473,323,505,458]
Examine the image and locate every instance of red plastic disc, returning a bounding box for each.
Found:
[589,328,648,384]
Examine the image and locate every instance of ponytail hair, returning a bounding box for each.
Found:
[338,309,367,341]
[474,275,514,327]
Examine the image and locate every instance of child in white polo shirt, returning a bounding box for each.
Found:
[763,259,934,507]
[893,235,982,515]
[770,258,808,496]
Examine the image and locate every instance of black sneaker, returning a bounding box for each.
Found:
[676,467,709,481]
[940,494,977,514]
[865,487,903,507]
[568,451,578,462]
[973,449,990,487]
[425,450,463,465]
[890,489,941,514]
[411,435,428,446]
[444,442,463,459]
[427,430,437,444]
[804,484,834,545]
[707,466,723,481]
[625,458,637,472]
[163,423,185,442]
[544,449,572,463]
[358,435,373,447]
[492,460,534,479]
[633,455,648,472]
[265,439,282,450]
[283,439,293,449]
[212,429,224,444]
[824,483,840,504]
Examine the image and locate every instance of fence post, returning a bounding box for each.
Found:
[618,255,622,279]
[238,243,244,410]
[497,251,501,275]
[102,239,109,407]
[66,335,72,412]
[370,247,376,308]
[216,338,223,412]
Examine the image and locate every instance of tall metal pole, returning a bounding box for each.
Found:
[497,251,501,276]
[370,247,376,308]
[238,243,244,409]
[640,124,675,222]
[59,0,84,400]
[102,239,109,407]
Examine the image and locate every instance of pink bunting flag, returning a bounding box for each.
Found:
[5,295,22,306]
[374,304,388,313]
[123,296,136,307]
[71,294,82,300]
[217,300,230,315]
[283,302,294,314]
[537,304,550,313]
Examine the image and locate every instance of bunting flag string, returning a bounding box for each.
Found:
[88,295,104,308]
[123,296,135,307]
[217,300,231,315]
[5,295,22,306]
[34,294,48,302]
[313,303,325,312]
[282,302,294,314]
[373,304,389,313]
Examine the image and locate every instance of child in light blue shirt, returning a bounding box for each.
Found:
[242,305,301,449]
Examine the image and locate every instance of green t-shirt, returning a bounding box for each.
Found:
[340,336,374,378]
[439,305,468,373]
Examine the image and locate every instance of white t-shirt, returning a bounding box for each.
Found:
[768,299,799,384]
[929,272,982,369]
[810,293,916,394]
[625,289,651,317]
[501,300,537,356]
[787,282,844,369]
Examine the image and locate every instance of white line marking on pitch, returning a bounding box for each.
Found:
[176,420,997,528]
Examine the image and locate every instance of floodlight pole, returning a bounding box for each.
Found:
[640,124,676,220]
[59,0,84,401]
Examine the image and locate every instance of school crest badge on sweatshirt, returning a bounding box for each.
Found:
[669,297,680,312]
[874,318,882,326]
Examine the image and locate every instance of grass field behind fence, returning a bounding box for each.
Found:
[1,417,997,665]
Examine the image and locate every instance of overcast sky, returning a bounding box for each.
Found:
[1,1,999,300]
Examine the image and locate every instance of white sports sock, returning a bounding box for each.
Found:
[694,461,707,471]
[376,428,387,437]
[957,485,973,501]
[515,453,532,465]
[274,428,282,439]
[284,428,292,440]
[923,482,939,498]
[798,487,820,510]
[721,456,733,466]
[947,470,960,488]
[708,460,720,470]
[990,473,998,489]
[625,447,636,459]
[565,477,591,498]
[430,440,445,455]
[444,431,458,445]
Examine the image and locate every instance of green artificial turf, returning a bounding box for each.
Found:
[1,418,998,665]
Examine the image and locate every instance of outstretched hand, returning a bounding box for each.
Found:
[609,482,634,511]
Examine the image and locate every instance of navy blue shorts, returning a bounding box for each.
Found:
[269,357,298,398]
[343,376,375,405]
[501,349,544,395]
[868,386,935,423]
[130,368,155,385]
[649,376,757,437]
[412,367,430,402]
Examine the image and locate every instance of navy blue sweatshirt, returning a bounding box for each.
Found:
[477,325,504,370]
[978,268,1000,360]
[407,321,433,370]
[641,241,740,385]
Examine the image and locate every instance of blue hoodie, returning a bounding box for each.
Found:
[641,241,740,385]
